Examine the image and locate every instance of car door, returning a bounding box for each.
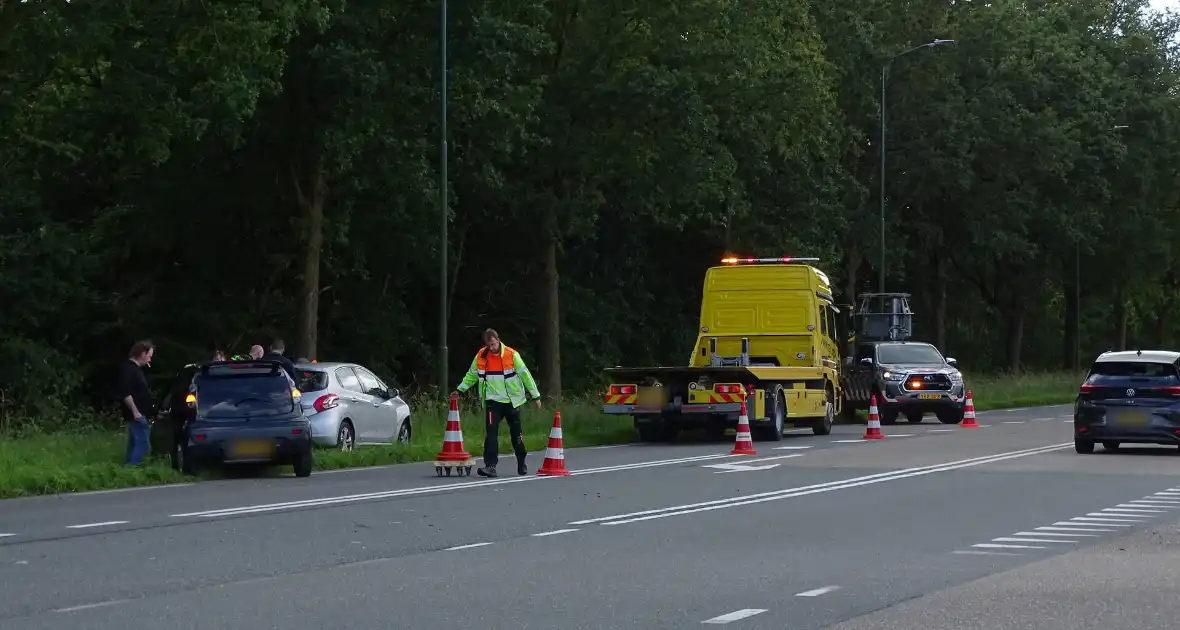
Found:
[334,366,376,439]
[151,366,197,456]
[365,369,411,442]
[353,366,398,442]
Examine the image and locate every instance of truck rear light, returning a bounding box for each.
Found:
[609,385,636,395]
[715,384,742,393]
[184,393,197,407]
[313,394,340,413]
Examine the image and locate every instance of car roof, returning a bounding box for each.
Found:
[1095,350,1180,364]
[873,341,935,347]
[294,361,355,370]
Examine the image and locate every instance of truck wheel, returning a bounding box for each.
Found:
[905,412,923,424]
[756,386,785,442]
[879,406,899,425]
[812,395,834,436]
[635,420,677,443]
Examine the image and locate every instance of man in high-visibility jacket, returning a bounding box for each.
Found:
[452,328,542,478]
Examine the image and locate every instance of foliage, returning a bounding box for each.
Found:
[1,0,1179,428]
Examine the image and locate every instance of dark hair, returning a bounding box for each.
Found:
[128,339,155,359]
[270,338,285,352]
[483,328,499,343]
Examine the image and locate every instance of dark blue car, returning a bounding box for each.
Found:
[1074,350,1180,454]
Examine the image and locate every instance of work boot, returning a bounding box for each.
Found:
[477,465,498,478]
[517,457,527,476]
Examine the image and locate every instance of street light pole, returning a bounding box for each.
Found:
[879,38,954,294]
[438,0,449,395]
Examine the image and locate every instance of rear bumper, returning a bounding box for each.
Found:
[184,422,313,465]
[1075,407,1180,445]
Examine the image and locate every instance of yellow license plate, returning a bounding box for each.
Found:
[231,439,273,458]
[1114,410,1150,426]
[637,387,667,407]
[918,393,942,400]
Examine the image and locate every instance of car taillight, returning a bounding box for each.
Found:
[1079,384,1097,393]
[313,394,339,413]
[609,385,636,395]
[184,393,196,407]
[1159,386,1180,394]
[715,384,742,393]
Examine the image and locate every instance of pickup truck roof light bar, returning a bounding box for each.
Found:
[720,256,821,265]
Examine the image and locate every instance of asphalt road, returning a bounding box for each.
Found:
[3,403,1180,629]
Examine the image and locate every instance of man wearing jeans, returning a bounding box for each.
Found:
[118,340,157,465]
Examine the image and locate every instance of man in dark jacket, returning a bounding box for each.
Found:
[117,340,157,465]
[264,338,298,383]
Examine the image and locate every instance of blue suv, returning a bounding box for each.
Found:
[1074,350,1180,454]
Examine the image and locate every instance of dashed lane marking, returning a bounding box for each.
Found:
[954,550,1022,556]
[54,600,129,614]
[445,542,492,551]
[1002,421,1025,424]
[0,534,14,539]
[771,446,813,450]
[702,609,769,624]
[1015,531,1097,538]
[831,439,866,443]
[1039,525,1117,533]
[65,521,128,529]
[1070,517,1133,525]
[972,543,1046,550]
[992,537,1076,544]
[927,429,954,433]
[795,586,841,597]
[531,529,578,537]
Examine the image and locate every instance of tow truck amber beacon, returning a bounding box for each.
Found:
[601,255,844,442]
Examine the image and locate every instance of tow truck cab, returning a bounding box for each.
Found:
[603,257,845,442]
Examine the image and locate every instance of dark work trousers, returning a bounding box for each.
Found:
[484,400,526,468]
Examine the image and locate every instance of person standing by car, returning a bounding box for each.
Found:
[452,328,542,478]
[117,340,157,465]
[264,339,298,383]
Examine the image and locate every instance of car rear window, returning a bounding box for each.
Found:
[297,369,329,393]
[1088,361,1179,379]
[196,374,295,418]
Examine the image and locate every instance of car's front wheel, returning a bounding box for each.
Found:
[396,418,412,444]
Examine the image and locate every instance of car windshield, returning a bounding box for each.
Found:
[196,374,295,418]
[298,369,329,393]
[1088,361,1179,380]
[877,344,944,365]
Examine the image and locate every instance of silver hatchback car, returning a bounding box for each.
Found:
[294,362,412,450]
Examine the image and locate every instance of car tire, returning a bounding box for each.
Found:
[337,420,356,452]
[293,451,314,478]
[172,441,197,475]
[396,418,412,444]
[937,409,965,425]
[1102,441,1120,451]
[905,412,923,423]
[879,406,899,425]
[1074,438,1096,454]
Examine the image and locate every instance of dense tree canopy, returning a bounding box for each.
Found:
[2,0,1179,428]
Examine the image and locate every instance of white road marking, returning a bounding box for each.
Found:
[583,444,634,450]
[831,439,867,443]
[702,609,768,624]
[1002,421,1025,424]
[65,483,195,496]
[1109,505,1168,513]
[579,443,1070,526]
[1069,518,1133,526]
[887,434,914,438]
[1015,531,1096,538]
[796,586,840,597]
[973,543,1045,549]
[705,454,806,471]
[927,429,954,433]
[1004,408,1029,413]
[953,550,1023,556]
[719,454,805,465]
[1100,508,1162,515]
[531,529,578,537]
[1062,419,1072,423]
[785,428,812,434]
[1041,525,1118,533]
[1088,512,1147,520]
[1132,501,1180,508]
[772,446,813,450]
[1153,491,1180,496]
[54,600,129,613]
[65,521,128,529]
[1030,417,1055,421]
[993,537,1076,544]
[445,542,492,551]
[171,453,740,519]
[317,465,396,475]
[0,534,14,539]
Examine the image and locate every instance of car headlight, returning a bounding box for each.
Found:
[882,371,904,381]
[949,371,964,384]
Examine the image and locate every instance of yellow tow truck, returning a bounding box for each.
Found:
[602,256,844,442]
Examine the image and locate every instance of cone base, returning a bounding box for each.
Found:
[730,446,757,455]
[434,452,473,462]
[863,433,885,440]
[537,467,571,476]
[960,422,980,428]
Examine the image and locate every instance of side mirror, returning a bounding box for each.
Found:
[859,357,874,366]
[388,387,401,399]
[946,357,958,367]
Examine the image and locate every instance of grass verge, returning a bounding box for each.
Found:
[0,372,1083,499]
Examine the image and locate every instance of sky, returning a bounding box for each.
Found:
[1151,0,1179,12]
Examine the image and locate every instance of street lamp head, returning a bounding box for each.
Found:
[930,39,955,46]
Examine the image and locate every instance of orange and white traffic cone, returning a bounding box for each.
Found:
[863,395,885,439]
[434,394,475,477]
[960,390,980,428]
[730,395,757,455]
[537,411,571,476]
